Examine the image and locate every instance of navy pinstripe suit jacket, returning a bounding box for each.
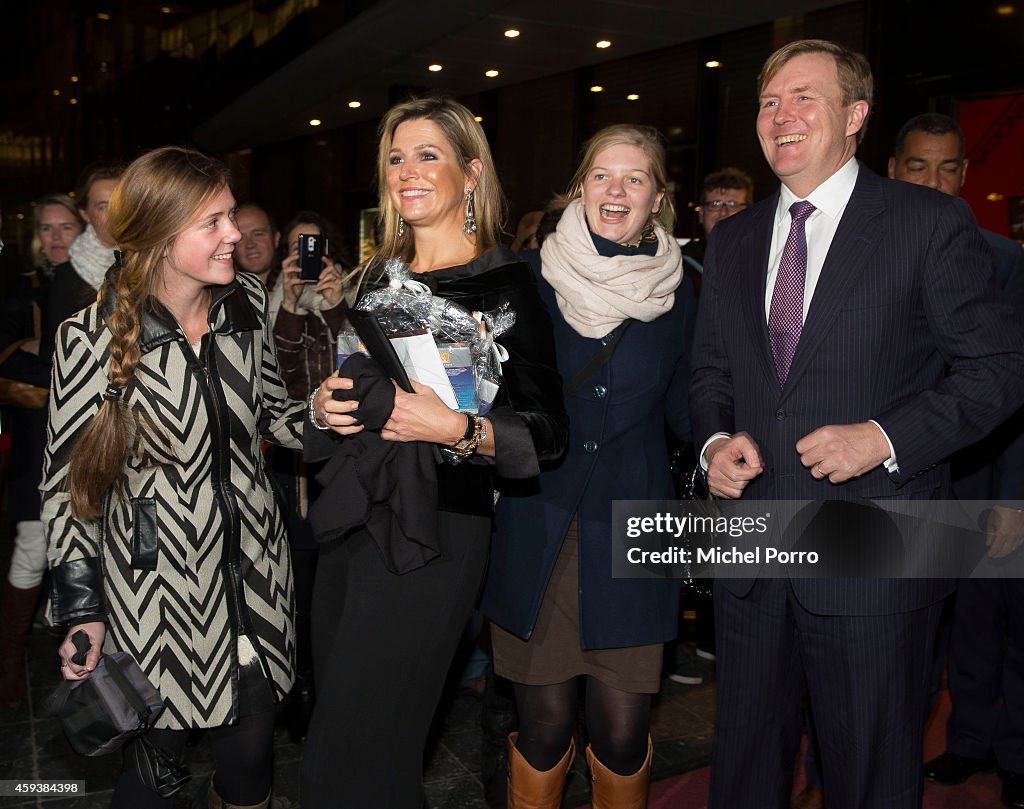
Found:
[689,164,1024,615]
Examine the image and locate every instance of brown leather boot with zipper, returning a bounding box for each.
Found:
[585,736,652,809]
[507,731,576,809]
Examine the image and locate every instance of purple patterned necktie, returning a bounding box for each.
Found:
[768,200,816,385]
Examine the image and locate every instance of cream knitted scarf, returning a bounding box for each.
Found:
[541,199,682,338]
[68,225,116,291]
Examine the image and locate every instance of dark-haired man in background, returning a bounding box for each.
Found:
[890,112,1024,808]
[681,168,754,297]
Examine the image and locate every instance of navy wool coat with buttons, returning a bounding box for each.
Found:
[481,249,695,651]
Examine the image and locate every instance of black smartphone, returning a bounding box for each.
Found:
[297,233,327,282]
[345,309,414,393]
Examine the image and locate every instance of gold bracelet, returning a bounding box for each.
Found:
[451,415,483,459]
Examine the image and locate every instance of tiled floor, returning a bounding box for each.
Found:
[0,532,715,808]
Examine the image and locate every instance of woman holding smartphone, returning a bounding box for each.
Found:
[268,210,353,742]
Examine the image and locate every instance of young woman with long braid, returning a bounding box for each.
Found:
[41,146,304,809]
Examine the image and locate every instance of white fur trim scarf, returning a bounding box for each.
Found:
[540,199,682,338]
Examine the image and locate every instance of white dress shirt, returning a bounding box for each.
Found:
[764,157,858,320]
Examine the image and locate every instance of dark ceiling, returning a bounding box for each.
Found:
[193,0,854,151]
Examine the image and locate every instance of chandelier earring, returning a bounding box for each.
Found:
[463,189,478,235]
[397,216,406,238]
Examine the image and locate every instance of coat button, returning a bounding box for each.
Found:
[776,408,785,420]
[593,384,607,399]
[583,440,598,453]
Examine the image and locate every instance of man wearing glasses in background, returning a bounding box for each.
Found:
[682,167,755,296]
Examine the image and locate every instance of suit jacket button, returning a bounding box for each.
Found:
[593,384,607,399]
[583,440,598,453]
[776,408,785,420]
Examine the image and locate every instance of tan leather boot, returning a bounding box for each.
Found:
[208,776,270,809]
[507,731,576,809]
[585,736,652,809]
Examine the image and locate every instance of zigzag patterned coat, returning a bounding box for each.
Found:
[42,271,303,729]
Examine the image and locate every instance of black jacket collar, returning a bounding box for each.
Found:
[99,275,261,355]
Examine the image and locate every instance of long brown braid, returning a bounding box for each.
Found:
[66,146,230,520]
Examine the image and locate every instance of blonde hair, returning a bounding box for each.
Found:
[567,124,675,233]
[68,146,231,519]
[371,97,505,270]
[758,39,873,143]
[31,194,84,267]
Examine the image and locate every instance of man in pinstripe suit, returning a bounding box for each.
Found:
[690,40,1024,809]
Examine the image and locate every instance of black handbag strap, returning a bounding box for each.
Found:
[44,680,73,716]
[563,320,632,398]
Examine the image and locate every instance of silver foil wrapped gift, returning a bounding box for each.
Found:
[350,258,514,414]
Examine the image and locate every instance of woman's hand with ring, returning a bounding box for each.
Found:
[314,373,363,436]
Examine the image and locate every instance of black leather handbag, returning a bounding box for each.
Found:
[44,631,191,797]
[44,634,164,757]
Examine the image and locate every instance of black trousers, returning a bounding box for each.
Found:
[301,511,490,809]
[709,578,941,809]
[110,662,276,808]
[946,578,1024,770]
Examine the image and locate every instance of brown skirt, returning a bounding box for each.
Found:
[491,516,663,694]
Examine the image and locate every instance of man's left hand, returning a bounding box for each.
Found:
[797,422,891,484]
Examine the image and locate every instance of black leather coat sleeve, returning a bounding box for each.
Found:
[479,263,568,478]
[50,557,107,625]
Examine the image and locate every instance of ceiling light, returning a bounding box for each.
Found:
[70,75,79,82]
[705,60,721,68]
[428,63,443,72]
[590,85,604,93]
[160,6,172,12]
[16,213,24,220]
[474,116,484,122]
[97,12,111,20]
[626,93,640,101]
[70,98,78,105]
[348,100,361,108]
[52,89,60,96]
[485,69,500,78]
[987,192,1006,201]
[504,28,520,38]
[309,119,322,126]
[596,40,612,49]
[996,4,1015,14]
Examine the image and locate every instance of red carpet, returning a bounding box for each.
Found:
[576,690,1002,808]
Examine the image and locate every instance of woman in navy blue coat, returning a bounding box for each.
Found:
[481,124,694,808]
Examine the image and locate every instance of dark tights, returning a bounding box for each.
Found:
[110,665,276,808]
[514,676,650,776]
